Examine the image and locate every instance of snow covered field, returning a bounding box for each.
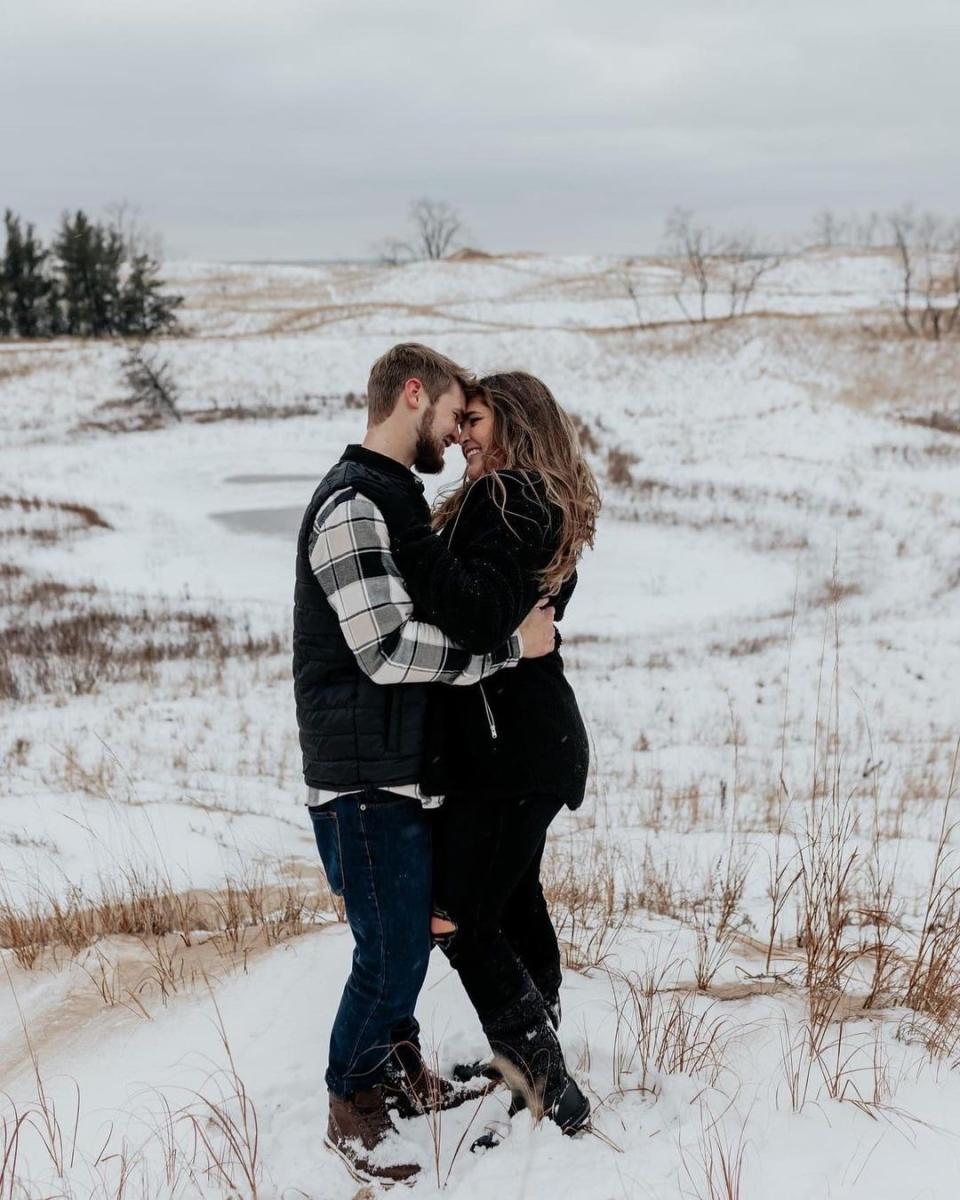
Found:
[1,249,960,1198]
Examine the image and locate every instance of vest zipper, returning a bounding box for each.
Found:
[479,682,498,740]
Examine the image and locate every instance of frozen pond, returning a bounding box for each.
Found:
[211,473,316,536]
[211,505,303,536]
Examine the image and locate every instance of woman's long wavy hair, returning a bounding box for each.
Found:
[432,371,601,594]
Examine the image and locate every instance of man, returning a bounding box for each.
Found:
[293,343,556,1185]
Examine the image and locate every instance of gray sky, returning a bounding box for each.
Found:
[2,0,958,260]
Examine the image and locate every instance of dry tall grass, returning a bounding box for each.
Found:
[896,739,960,1059]
[178,986,261,1200]
[0,960,273,1200]
[681,1104,748,1200]
[0,571,284,701]
[606,965,730,1097]
[0,862,343,973]
[542,838,627,972]
[0,492,284,703]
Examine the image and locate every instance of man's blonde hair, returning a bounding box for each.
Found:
[366,343,474,425]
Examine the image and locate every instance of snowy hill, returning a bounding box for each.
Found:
[1,249,960,1199]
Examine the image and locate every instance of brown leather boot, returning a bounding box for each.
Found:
[325,1087,420,1186]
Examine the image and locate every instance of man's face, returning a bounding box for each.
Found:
[413,381,465,474]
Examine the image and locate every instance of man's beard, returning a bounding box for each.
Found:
[413,406,445,474]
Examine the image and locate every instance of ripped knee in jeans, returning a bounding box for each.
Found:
[431,907,456,949]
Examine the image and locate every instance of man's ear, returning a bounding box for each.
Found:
[402,377,424,410]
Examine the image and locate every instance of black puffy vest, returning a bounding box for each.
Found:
[293,446,428,790]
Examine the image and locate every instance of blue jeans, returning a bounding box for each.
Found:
[308,788,432,1098]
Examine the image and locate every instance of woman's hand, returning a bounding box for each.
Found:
[518,602,556,658]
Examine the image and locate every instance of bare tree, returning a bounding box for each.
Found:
[942,223,960,338]
[887,207,960,340]
[104,199,164,261]
[721,234,782,319]
[916,214,960,340]
[618,257,648,328]
[852,210,880,248]
[808,208,883,251]
[408,198,463,260]
[889,206,916,334]
[811,209,845,249]
[373,235,413,267]
[665,210,779,322]
[665,208,715,322]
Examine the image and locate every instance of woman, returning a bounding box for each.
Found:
[390,371,601,1135]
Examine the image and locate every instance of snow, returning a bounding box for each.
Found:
[2,248,960,1198]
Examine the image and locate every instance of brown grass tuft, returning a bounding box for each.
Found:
[541,838,627,972]
[0,862,343,970]
[0,567,284,702]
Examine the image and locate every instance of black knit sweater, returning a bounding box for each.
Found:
[392,470,589,809]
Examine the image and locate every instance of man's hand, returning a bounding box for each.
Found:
[518,602,556,658]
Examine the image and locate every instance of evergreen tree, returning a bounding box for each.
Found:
[0,206,181,340]
[0,215,12,336]
[0,273,11,337]
[54,211,96,335]
[45,273,64,336]
[2,210,56,337]
[54,210,124,336]
[121,341,180,422]
[119,253,183,335]
[91,222,124,334]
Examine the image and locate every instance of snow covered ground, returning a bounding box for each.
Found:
[1,249,960,1198]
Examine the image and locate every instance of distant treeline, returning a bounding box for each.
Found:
[0,209,182,339]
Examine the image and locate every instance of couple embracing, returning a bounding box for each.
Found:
[293,343,601,1185]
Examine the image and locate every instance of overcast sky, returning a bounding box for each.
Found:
[2,0,958,260]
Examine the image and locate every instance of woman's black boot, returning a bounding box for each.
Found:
[482,984,590,1134]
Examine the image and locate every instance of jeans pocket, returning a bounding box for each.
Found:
[308,808,344,896]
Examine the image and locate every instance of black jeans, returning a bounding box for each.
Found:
[308,788,432,1098]
[432,791,564,1026]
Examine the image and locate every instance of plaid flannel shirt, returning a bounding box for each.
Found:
[309,487,521,685]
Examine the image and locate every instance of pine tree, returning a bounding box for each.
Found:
[2,210,56,337]
[0,207,182,340]
[54,211,97,335]
[45,273,64,336]
[91,222,124,334]
[119,253,183,335]
[53,210,124,336]
[0,273,11,337]
[0,215,12,336]
[121,341,180,422]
